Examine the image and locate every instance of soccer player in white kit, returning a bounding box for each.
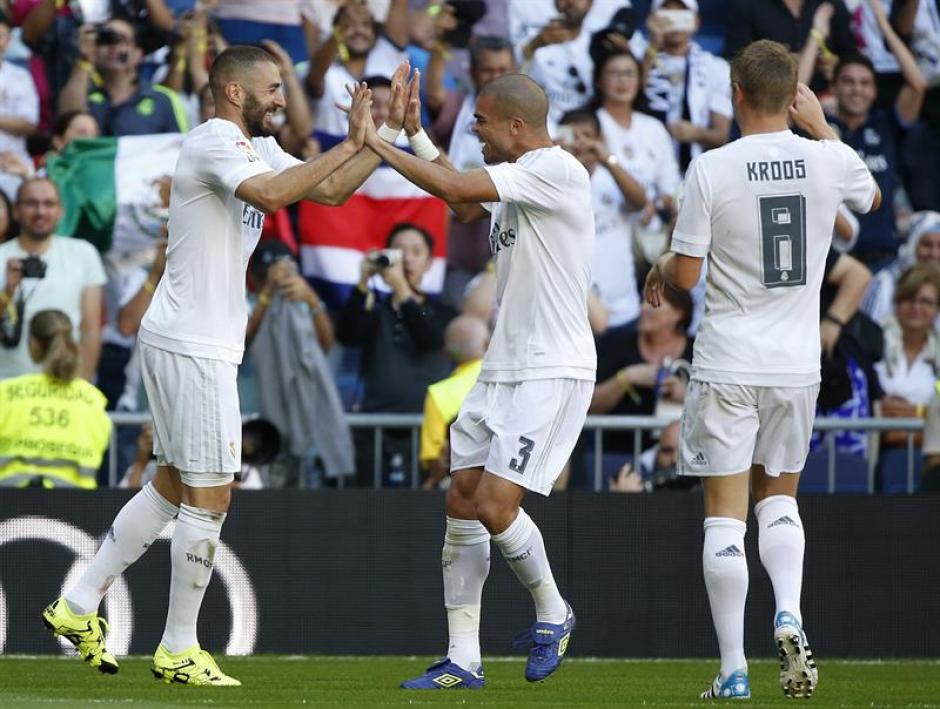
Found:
[644,41,880,700]
[41,46,377,685]
[364,73,595,689]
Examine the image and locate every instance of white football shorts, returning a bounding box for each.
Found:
[139,342,240,485]
[678,380,820,477]
[450,378,593,496]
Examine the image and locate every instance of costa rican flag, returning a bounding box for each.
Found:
[297,133,448,307]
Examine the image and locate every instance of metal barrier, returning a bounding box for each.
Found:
[106,412,926,493]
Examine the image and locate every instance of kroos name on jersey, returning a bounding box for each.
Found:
[746,159,806,182]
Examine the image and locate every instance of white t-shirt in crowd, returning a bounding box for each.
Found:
[140,118,301,364]
[671,130,877,386]
[597,108,681,204]
[313,36,406,137]
[480,146,596,382]
[0,60,39,201]
[509,0,635,63]
[0,236,106,379]
[590,166,640,327]
[528,30,594,126]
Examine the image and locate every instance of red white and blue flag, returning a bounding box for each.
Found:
[297,133,448,307]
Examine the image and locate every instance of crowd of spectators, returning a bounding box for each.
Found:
[0,0,939,492]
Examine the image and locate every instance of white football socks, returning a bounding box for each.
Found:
[702,517,749,678]
[492,508,567,624]
[442,516,490,671]
[755,494,805,625]
[66,483,179,616]
[160,504,225,654]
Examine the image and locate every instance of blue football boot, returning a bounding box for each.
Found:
[400,658,485,689]
[511,602,575,682]
[700,669,751,699]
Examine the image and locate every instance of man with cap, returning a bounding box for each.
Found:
[639,0,732,173]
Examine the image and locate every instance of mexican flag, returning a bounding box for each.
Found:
[46,134,183,257]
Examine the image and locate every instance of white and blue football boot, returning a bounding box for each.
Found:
[774,610,818,698]
[700,669,751,699]
[511,602,575,682]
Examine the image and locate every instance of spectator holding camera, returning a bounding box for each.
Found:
[57,17,188,135]
[639,0,732,173]
[557,109,646,330]
[0,309,111,488]
[0,178,105,381]
[338,222,456,412]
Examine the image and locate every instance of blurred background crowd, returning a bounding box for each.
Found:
[1,0,939,493]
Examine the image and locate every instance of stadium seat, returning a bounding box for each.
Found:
[800,450,870,493]
[875,448,923,494]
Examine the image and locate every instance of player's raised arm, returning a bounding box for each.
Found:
[364,119,500,205]
[306,61,414,206]
[400,69,490,224]
[235,83,372,213]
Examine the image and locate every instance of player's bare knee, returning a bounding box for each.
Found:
[445,482,476,519]
[473,497,516,535]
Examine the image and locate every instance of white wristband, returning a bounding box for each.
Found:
[377,123,402,143]
[409,128,440,162]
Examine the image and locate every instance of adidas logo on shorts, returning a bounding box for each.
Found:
[768,515,799,528]
[715,544,744,558]
[690,451,708,466]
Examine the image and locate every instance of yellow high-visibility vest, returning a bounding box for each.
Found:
[420,359,483,464]
[0,373,112,489]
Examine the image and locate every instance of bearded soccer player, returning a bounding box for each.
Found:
[41,45,379,686]
[645,40,879,700]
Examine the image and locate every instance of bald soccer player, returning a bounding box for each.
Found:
[41,46,381,686]
[369,72,596,689]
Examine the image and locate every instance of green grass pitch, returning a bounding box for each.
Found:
[2,656,939,707]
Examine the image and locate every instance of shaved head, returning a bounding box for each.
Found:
[209,45,279,103]
[478,74,549,129]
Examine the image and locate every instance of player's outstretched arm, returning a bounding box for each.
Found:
[235,83,372,213]
[367,69,497,213]
[401,70,489,223]
[307,62,412,206]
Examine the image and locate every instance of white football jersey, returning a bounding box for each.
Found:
[672,130,876,386]
[480,146,597,382]
[140,118,301,363]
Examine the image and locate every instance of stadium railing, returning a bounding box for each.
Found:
[106,412,925,494]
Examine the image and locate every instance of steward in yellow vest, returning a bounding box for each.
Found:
[0,310,111,488]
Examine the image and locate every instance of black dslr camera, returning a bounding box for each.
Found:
[21,255,46,279]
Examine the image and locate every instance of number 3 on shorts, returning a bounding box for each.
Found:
[509,436,535,475]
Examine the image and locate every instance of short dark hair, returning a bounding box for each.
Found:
[387,222,434,253]
[469,36,514,69]
[833,52,876,82]
[663,285,694,333]
[559,109,600,134]
[895,263,940,306]
[209,46,279,99]
[362,75,392,91]
[52,110,96,139]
